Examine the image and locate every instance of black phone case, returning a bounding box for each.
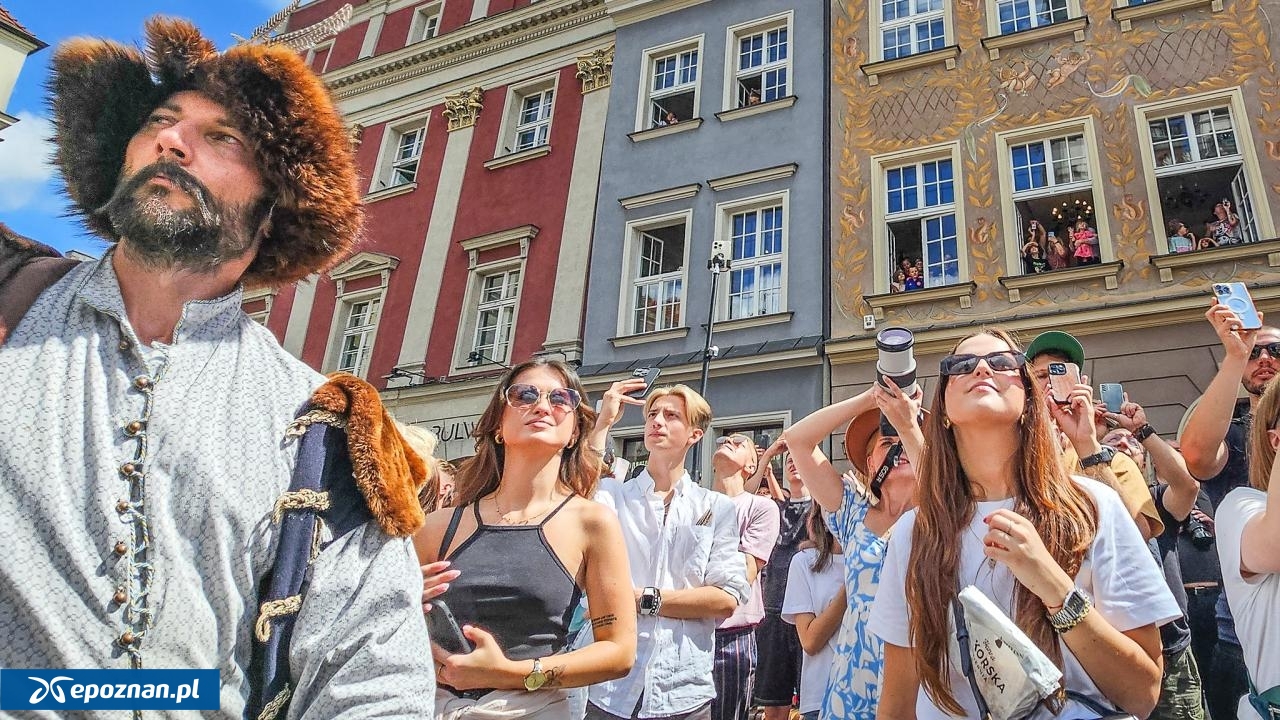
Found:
[625,367,662,399]
[427,600,473,654]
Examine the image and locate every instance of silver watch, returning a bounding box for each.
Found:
[1048,588,1092,633]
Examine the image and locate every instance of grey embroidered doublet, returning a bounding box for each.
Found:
[0,255,434,718]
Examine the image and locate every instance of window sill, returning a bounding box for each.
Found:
[980,17,1088,60]
[860,45,961,86]
[362,182,417,203]
[1149,238,1280,282]
[609,326,690,347]
[484,144,551,170]
[714,96,797,123]
[1112,0,1222,31]
[865,281,977,319]
[628,117,704,143]
[997,260,1124,301]
[703,311,793,333]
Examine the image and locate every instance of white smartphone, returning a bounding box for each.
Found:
[1213,282,1262,330]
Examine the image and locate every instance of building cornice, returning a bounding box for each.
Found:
[604,0,711,27]
[325,0,608,101]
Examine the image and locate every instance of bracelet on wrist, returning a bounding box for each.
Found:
[1134,424,1156,442]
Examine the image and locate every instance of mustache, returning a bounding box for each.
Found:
[100,161,219,224]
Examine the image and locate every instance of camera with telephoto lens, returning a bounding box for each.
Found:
[875,326,919,436]
[1186,514,1214,550]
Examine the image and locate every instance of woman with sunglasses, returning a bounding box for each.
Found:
[1217,375,1280,719]
[414,358,636,718]
[869,329,1179,720]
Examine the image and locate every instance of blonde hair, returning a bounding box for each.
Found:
[396,422,441,513]
[1250,376,1280,492]
[644,384,712,430]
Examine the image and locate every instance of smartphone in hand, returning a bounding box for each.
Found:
[1048,362,1081,405]
[1213,282,1262,330]
[1099,383,1124,412]
[624,367,663,399]
[426,599,473,654]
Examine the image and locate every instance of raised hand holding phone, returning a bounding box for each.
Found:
[1213,282,1262,330]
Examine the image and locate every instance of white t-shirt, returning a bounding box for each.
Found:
[867,476,1181,720]
[782,548,845,715]
[1216,487,1280,720]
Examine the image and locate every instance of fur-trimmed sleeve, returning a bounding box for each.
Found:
[0,223,79,346]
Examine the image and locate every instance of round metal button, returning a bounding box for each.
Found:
[113,588,127,604]
[118,631,136,647]
[120,462,136,476]
[116,500,129,513]
[132,376,152,391]
[113,541,128,556]
[124,421,145,437]
[118,339,131,351]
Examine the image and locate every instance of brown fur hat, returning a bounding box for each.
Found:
[49,16,362,287]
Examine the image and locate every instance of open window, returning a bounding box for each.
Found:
[641,39,702,129]
[729,15,790,108]
[623,215,690,336]
[884,157,960,289]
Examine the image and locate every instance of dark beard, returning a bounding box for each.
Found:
[98,161,259,274]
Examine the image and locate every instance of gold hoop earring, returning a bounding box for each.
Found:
[494,432,504,445]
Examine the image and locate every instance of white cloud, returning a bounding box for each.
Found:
[0,112,59,213]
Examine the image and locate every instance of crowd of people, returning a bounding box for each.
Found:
[2,15,1277,720]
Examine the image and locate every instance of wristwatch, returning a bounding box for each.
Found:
[1134,424,1156,442]
[523,657,548,691]
[639,586,663,616]
[1047,588,1093,633]
[1079,445,1115,469]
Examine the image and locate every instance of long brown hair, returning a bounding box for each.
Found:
[906,328,1098,714]
[452,358,601,507]
[807,502,838,573]
[1250,374,1280,491]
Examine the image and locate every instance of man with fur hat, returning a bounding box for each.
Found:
[0,17,433,718]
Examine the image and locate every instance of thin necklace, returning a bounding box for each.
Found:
[491,493,560,526]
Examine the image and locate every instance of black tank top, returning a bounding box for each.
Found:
[438,496,583,661]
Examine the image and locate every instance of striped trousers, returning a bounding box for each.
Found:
[711,625,758,720]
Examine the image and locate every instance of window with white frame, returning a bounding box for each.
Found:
[645,42,700,128]
[628,221,687,334]
[880,0,947,61]
[375,120,426,190]
[514,88,554,150]
[305,41,334,74]
[408,3,442,44]
[337,298,380,375]
[884,157,959,288]
[725,203,785,319]
[732,21,789,107]
[1006,131,1102,272]
[995,0,1068,34]
[1147,105,1259,247]
[472,269,521,363]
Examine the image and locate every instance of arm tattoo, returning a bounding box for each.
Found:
[544,664,567,688]
[590,613,617,630]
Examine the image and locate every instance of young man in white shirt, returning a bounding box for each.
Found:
[587,382,751,720]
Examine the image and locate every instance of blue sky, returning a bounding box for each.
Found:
[0,0,291,255]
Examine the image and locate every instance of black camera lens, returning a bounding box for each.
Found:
[1186,516,1214,550]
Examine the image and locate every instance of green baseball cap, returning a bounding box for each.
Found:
[1025,330,1085,367]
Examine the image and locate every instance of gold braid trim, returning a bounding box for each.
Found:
[255,595,303,642]
[272,489,331,524]
[257,684,292,720]
[284,409,348,438]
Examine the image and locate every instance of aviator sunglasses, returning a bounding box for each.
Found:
[938,350,1027,376]
[715,435,752,447]
[1249,342,1280,361]
[504,384,582,410]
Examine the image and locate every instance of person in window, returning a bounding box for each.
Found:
[1047,232,1071,270]
[1208,201,1243,245]
[903,265,924,291]
[746,89,762,106]
[891,270,907,293]
[1167,220,1197,254]
[1022,220,1049,274]
[415,358,637,718]
[1198,236,1219,250]
[1071,219,1099,265]
[869,329,1180,720]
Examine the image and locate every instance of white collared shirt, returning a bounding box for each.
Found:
[588,469,750,718]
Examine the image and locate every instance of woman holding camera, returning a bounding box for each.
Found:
[869,328,1179,719]
[414,358,636,718]
[1217,374,1280,718]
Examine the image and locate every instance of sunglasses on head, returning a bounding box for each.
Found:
[503,384,582,410]
[716,435,751,447]
[939,350,1027,376]
[1249,342,1280,361]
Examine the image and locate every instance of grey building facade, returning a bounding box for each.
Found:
[578,0,830,481]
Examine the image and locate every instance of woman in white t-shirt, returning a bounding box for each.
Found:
[1218,373,1280,719]
[868,328,1180,720]
[782,504,846,720]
